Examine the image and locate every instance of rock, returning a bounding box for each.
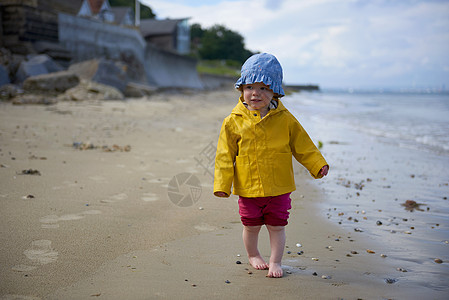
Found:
[0,65,10,86]
[385,278,397,284]
[16,54,63,83]
[19,169,41,175]
[23,71,79,95]
[92,60,127,92]
[58,79,124,101]
[124,82,158,97]
[0,48,23,82]
[12,94,57,105]
[69,59,128,93]
[0,84,22,101]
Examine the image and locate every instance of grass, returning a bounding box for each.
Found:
[197,60,240,77]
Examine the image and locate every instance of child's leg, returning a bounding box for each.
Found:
[266,225,286,278]
[242,225,269,270]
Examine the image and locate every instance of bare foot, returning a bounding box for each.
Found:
[248,255,269,270]
[266,262,283,278]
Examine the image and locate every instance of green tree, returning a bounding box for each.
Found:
[190,23,204,56]
[194,24,253,63]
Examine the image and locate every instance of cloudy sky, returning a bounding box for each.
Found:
[141,0,449,89]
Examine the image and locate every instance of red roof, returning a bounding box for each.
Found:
[88,0,105,14]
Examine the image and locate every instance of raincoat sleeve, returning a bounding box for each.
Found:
[213,117,239,197]
[289,117,328,179]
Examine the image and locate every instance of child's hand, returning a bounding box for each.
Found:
[319,165,329,177]
[214,191,228,197]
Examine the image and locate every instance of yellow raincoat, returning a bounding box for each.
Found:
[214,96,328,198]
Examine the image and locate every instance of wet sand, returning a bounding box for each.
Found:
[290,100,449,295]
[0,90,446,299]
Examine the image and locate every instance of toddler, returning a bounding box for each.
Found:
[214,53,329,278]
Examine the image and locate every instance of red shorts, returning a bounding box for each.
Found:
[238,193,292,226]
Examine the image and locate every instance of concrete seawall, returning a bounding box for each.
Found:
[58,13,203,89]
[144,44,203,88]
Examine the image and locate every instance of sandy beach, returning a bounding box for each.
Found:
[0,90,446,299]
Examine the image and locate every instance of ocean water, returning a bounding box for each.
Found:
[286,90,449,155]
[283,90,449,294]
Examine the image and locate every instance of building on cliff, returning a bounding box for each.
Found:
[0,0,202,89]
[0,0,190,56]
[140,18,190,55]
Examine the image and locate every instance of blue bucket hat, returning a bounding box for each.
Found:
[235,53,285,97]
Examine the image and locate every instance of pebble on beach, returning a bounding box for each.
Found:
[19,169,41,175]
[385,278,397,284]
[401,200,425,212]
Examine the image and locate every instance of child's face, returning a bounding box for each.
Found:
[242,82,274,112]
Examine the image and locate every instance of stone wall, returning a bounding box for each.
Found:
[0,1,59,54]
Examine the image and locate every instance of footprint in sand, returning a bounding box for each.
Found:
[11,240,58,273]
[51,180,81,190]
[23,240,58,265]
[39,210,102,228]
[88,175,107,182]
[141,192,159,202]
[194,223,217,232]
[100,192,128,204]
